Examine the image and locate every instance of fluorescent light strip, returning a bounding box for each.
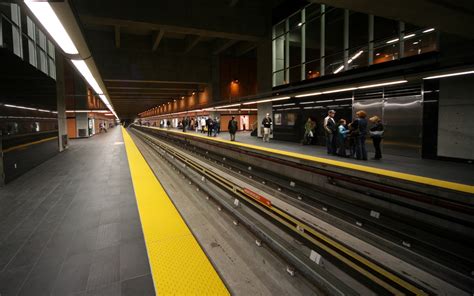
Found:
[334,98,353,101]
[215,103,241,109]
[423,70,474,80]
[24,1,78,54]
[357,80,408,89]
[316,100,334,103]
[322,87,357,94]
[71,60,103,95]
[333,65,344,74]
[386,38,399,44]
[295,92,322,98]
[423,28,435,33]
[3,104,55,113]
[404,34,416,39]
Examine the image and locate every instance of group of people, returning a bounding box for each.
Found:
[321,109,384,160]
[177,117,222,137]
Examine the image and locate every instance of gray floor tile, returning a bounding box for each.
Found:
[119,240,151,281]
[86,282,121,296]
[121,274,154,296]
[96,223,121,250]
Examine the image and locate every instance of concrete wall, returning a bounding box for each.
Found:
[75,113,89,137]
[438,76,474,160]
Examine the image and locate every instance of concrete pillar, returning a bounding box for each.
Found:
[368,15,374,65]
[301,8,306,80]
[257,102,272,138]
[56,53,68,151]
[320,4,326,76]
[211,55,219,102]
[399,21,405,59]
[343,9,349,70]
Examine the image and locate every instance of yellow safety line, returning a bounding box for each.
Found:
[121,127,229,296]
[145,126,474,195]
[2,136,58,153]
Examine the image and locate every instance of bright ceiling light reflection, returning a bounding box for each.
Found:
[422,28,435,33]
[24,0,78,54]
[71,60,103,95]
[358,80,408,89]
[423,70,474,80]
[333,65,344,74]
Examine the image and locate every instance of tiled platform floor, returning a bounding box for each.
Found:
[0,127,154,296]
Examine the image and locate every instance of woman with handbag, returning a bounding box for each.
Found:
[369,116,384,160]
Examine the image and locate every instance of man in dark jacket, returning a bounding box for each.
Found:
[323,110,337,154]
[262,113,272,142]
[228,116,238,141]
[206,117,214,137]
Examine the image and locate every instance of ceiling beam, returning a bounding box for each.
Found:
[212,39,239,55]
[80,15,261,42]
[235,41,257,56]
[183,35,202,54]
[114,25,120,48]
[152,29,165,51]
[229,0,239,7]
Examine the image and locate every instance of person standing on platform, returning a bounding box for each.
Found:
[337,119,349,157]
[352,110,368,160]
[262,113,273,142]
[302,118,315,145]
[207,117,214,137]
[215,117,221,136]
[200,117,206,133]
[369,116,384,160]
[182,117,187,132]
[324,110,337,155]
[228,116,238,141]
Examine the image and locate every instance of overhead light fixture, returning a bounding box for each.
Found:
[404,34,416,39]
[358,80,408,89]
[215,103,241,109]
[71,60,103,95]
[386,38,399,44]
[423,70,474,80]
[24,0,78,54]
[333,65,344,74]
[295,92,322,98]
[322,87,357,94]
[423,28,435,34]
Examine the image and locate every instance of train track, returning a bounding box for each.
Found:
[131,127,432,296]
[133,125,474,293]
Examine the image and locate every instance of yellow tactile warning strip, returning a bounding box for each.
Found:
[2,136,58,153]
[121,127,230,295]
[146,126,474,195]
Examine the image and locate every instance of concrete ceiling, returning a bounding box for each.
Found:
[311,0,474,39]
[71,0,280,119]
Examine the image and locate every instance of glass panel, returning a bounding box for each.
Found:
[0,2,12,19]
[28,37,36,67]
[289,65,301,83]
[273,70,286,87]
[289,11,302,31]
[373,41,399,64]
[273,35,285,72]
[47,40,55,58]
[324,8,344,73]
[27,16,35,38]
[404,28,437,57]
[305,18,321,67]
[289,26,302,68]
[374,16,398,41]
[349,12,368,49]
[22,34,29,60]
[274,21,285,38]
[37,47,47,73]
[305,3,321,22]
[36,28,46,49]
[348,47,368,70]
[1,18,13,52]
[305,59,321,80]
[49,57,56,79]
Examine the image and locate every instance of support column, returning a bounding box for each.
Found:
[368,15,374,65]
[343,9,349,70]
[56,53,68,151]
[284,19,290,83]
[301,8,306,80]
[399,21,405,59]
[320,4,326,76]
[0,132,4,186]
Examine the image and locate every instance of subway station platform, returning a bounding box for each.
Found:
[0,126,230,296]
[143,126,474,194]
